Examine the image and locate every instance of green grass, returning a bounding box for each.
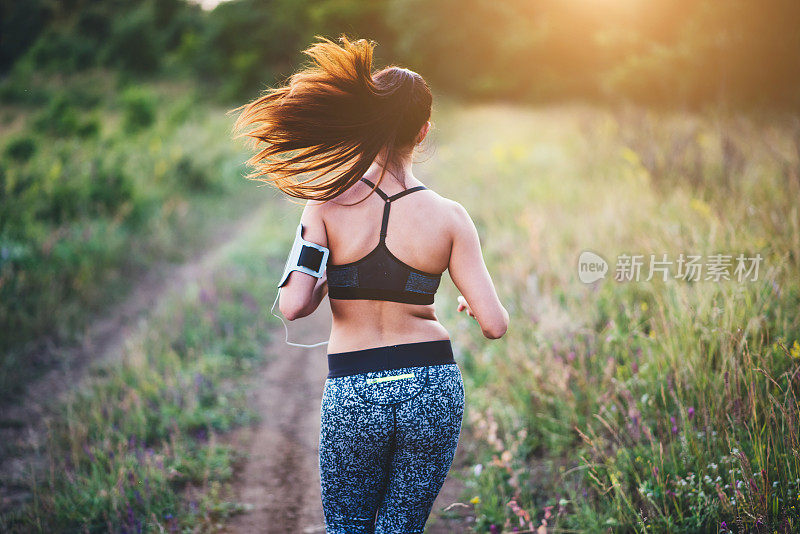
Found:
[0,204,298,533]
[423,102,800,532]
[4,88,799,531]
[0,69,263,401]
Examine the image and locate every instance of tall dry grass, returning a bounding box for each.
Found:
[425,102,800,532]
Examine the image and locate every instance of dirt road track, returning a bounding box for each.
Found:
[0,196,472,529]
[222,300,331,534]
[0,206,269,514]
[223,300,472,533]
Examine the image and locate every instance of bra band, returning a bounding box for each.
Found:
[327,339,455,378]
[326,286,434,305]
[326,178,440,305]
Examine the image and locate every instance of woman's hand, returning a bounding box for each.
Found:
[457,295,477,320]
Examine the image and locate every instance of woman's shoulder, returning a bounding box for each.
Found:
[412,190,476,245]
[429,192,471,227]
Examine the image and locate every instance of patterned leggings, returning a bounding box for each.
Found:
[319,361,465,533]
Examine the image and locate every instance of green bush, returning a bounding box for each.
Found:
[25,26,97,74]
[0,74,258,401]
[103,3,162,75]
[0,60,50,105]
[34,95,80,136]
[3,136,37,163]
[33,94,99,138]
[171,155,217,192]
[76,116,101,138]
[121,87,157,133]
[87,157,135,216]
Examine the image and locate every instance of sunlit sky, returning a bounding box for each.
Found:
[187,0,232,11]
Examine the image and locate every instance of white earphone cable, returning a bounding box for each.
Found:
[269,287,329,348]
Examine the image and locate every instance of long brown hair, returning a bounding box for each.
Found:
[229,35,432,203]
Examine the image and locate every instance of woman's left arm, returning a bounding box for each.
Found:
[278,200,329,321]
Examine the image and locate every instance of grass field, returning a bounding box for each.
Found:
[0,201,301,532]
[0,71,263,400]
[427,102,800,532]
[2,97,799,532]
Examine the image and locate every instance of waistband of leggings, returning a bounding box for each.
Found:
[326,339,455,379]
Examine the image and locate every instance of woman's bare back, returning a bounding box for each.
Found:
[321,170,454,353]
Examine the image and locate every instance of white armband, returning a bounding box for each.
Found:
[270,222,330,348]
[278,223,329,287]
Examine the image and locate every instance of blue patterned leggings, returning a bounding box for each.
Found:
[319,362,465,533]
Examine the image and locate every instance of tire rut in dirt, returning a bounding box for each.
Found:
[262,349,315,531]
[223,306,329,534]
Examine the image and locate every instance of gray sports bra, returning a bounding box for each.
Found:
[326,178,442,305]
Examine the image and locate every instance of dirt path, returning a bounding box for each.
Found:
[0,204,269,514]
[223,302,472,533]
[222,300,331,534]
[0,197,474,529]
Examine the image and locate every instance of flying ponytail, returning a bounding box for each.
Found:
[229,35,432,203]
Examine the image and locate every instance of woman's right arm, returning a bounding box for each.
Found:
[447,201,509,339]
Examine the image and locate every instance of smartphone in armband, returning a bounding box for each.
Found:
[270,223,330,348]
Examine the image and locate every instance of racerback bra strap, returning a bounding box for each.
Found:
[361,177,427,243]
[362,178,391,202]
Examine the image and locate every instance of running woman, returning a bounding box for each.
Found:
[231,35,509,534]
